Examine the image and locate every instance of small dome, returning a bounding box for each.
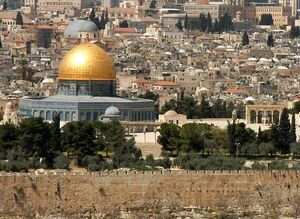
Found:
[105,106,120,116]
[199,87,209,92]
[64,20,98,38]
[164,110,177,117]
[5,101,13,110]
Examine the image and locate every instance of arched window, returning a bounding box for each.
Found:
[40,111,45,119]
[65,112,70,121]
[46,111,51,120]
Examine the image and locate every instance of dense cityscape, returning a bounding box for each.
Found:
[1,0,300,217]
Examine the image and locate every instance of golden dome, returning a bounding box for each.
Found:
[58,43,116,81]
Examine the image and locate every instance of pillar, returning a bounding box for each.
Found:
[143,126,146,144]
[255,110,259,124]
[154,128,157,144]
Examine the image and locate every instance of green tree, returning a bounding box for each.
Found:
[290,111,297,143]
[149,0,156,8]
[119,20,129,28]
[277,108,291,154]
[3,1,7,11]
[198,13,207,32]
[5,146,28,172]
[112,138,142,168]
[219,12,233,31]
[16,11,23,27]
[0,37,2,49]
[206,13,212,33]
[175,19,183,31]
[184,13,188,30]
[49,114,62,152]
[138,91,158,101]
[212,99,225,118]
[259,14,273,25]
[160,97,199,119]
[181,123,209,153]
[89,8,96,22]
[199,96,213,118]
[226,101,234,118]
[242,31,249,46]
[94,120,126,157]
[104,7,109,24]
[294,101,300,113]
[267,34,274,47]
[227,121,236,156]
[158,123,181,155]
[290,25,300,39]
[18,118,51,159]
[61,121,96,166]
[53,154,70,169]
[213,18,220,33]
[0,123,18,158]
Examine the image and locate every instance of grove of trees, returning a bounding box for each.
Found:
[183,12,233,33]
[89,8,109,30]
[259,14,273,25]
[161,96,244,119]
[0,117,172,172]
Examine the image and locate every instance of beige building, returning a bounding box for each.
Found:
[184,3,230,20]
[158,110,187,126]
[26,0,94,12]
[245,103,288,124]
[244,5,292,26]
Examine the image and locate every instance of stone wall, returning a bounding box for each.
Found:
[0,170,300,217]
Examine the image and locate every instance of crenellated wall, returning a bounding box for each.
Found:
[0,170,300,217]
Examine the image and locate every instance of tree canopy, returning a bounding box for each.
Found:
[259,14,273,25]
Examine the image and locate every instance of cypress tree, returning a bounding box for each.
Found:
[290,111,296,143]
[278,108,291,154]
[100,11,106,29]
[227,121,236,156]
[242,31,249,46]
[213,18,220,33]
[184,13,188,30]
[267,34,274,47]
[16,11,23,27]
[0,38,3,49]
[207,13,212,33]
[3,1,7,10]
[89,8,96,22]
[257,126,262,145]
[105,8,109,24]
[175,19,183,31]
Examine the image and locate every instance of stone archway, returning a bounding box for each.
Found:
[250,110,256,123]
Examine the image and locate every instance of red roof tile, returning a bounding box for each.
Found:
[153,81,178,86]
[133,78,151,84]
[114,27,138,33]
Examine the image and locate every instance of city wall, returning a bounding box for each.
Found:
[0,170,300,217]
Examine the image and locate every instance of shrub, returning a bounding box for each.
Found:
[258,142,276,156]
[53,154,70,169]
[28,156,47,169]
[156,156,172,169]
[174,154,244,170]
[251,161,266,170]
[290,142,300,156]
[145,154,155,167]
[4,147,28,172]
[145,154,172,169]
[82,155,112,171]
[268,160,289,170]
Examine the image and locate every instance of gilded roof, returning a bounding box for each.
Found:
[58,44,116,81]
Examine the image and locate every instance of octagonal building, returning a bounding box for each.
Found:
[19,43,155,124]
